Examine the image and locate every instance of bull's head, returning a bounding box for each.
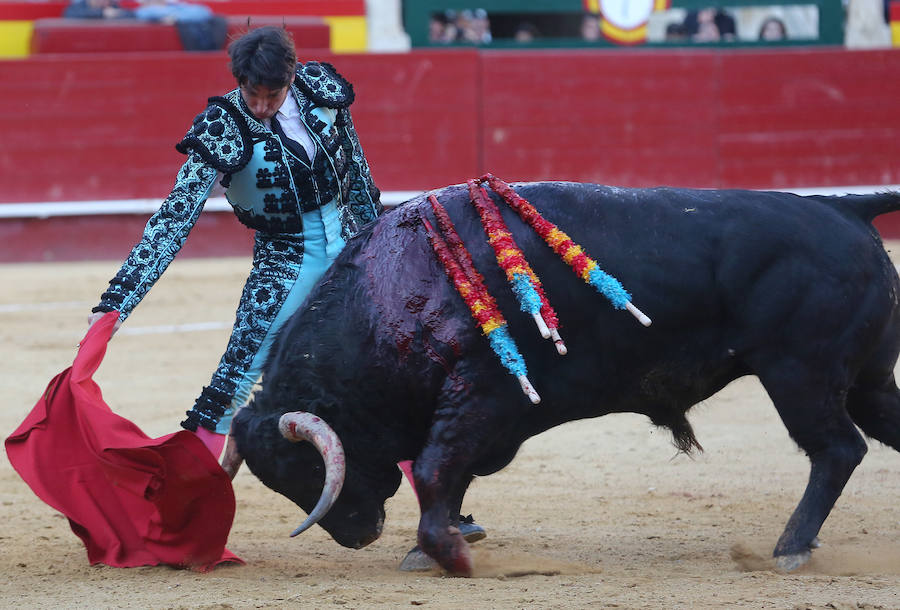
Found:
[232,407,397,549]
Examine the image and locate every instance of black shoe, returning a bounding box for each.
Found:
[458,513,486,543]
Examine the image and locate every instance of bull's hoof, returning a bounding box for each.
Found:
[399,546,439,572]
[774,549,811,573]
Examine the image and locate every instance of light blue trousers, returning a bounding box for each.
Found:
[214,202,345,434]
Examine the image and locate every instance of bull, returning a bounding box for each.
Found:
[228,182,900,576]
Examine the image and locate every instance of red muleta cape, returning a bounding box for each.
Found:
[5,311,243,571]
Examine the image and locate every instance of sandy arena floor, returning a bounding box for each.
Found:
[2,244,900,609]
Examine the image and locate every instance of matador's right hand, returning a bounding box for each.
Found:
[87,311,123,336]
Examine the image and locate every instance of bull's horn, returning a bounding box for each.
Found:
[278,412,346,537]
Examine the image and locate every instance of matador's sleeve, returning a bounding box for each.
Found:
[338,107,383,226]
[92,152,218,321]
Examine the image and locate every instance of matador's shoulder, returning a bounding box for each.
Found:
[175,93,254,173]
[294,61,355,109]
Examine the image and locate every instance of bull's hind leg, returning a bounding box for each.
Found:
[846,334,900,453]
[755,363,868,572]
[847,379,900,450]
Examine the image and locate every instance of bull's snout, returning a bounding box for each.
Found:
[322,507,384,549]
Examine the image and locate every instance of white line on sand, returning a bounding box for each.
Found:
[0,301,94,313]
[118,321,231,336]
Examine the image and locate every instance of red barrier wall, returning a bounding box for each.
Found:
[1,47,899,260]
[480,50,721,187]
[0,213,252,262]
[479,48,900,189]
[0,50,480,205]
[717,49,900,189]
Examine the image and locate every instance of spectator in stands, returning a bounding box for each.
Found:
[430,9,460,43]
[429,13,447,43]
[580,12,602,41]
[665,22,689,42]
[133,0,226,50]
[683,8,737,42]
[514,22,540,43]
[86,25,485,559]
[134,0,211,24]
[758,16,788,40]
[63,0,133,19]
[459,8,492,45]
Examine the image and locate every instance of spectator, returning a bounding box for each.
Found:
[665,22,689,42]
[63,0,133,19]
[683,8,737,42]
[758,16,788,40]
[134,0,227,50]
[431,9,460,43]
[134,0,213,25]
[581,12,602,41]
[428,13,447,43]
[514,21,540,43]
[459,8,492,45]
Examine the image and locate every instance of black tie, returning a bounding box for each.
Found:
[271,113,310,163]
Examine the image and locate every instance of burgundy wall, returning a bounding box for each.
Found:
[479,48,900,189]
[2,47,899,261]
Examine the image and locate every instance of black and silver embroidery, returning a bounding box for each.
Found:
[93,153,217,318]
[96,70,383,433]
[176,98,252,173]
[295,61,355,108]
[183,233,305,432]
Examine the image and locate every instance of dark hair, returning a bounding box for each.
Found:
[714,10,736,37]
[228,26,296,90]
[758,16,787,40]
[515,22,540,37]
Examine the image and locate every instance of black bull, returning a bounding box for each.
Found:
[231,182,900,576]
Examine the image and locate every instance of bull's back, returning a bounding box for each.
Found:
[287,184,898,415]
[380,184,897,421]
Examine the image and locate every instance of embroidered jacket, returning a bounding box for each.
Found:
[93,61,382,320]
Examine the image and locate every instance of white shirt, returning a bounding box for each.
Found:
[264,92,317,161]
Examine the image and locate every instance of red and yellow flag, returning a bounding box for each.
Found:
[583,0,670,45]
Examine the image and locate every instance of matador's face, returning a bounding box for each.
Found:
[240,79,292,121]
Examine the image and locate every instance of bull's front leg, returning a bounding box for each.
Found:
[412,441,475,576]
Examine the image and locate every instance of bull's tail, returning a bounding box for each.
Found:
[824,191,900,223]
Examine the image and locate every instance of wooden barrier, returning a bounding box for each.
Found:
[0,50,480,204]
[479,48,900,190]
[1,47,898,260]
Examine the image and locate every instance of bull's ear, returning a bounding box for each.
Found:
[279,412,346,536]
